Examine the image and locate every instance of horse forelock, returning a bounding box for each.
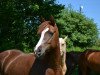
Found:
[37,21,50,34]
[38,21,56,34]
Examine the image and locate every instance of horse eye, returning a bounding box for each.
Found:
[62,44,64,46]
[48,31,53,35]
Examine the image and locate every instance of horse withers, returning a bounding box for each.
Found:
[78,49,100,75]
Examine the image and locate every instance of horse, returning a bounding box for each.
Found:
[31,16,63,75]
[0,49,35,75]
[78,49,100,75]
[0,16,62,75]
[65,51,82,75]
[59,37,67,75]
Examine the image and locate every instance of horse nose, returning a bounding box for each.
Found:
[34,46,42,57]
[38,46,42,52]
[34,46,42,52]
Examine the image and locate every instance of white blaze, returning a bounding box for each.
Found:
[34,28,49,51]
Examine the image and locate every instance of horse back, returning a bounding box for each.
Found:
[5,53,36,75]
[79,50,100,73]
[0,50,23,74]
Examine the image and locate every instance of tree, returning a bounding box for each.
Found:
[56,8,98,51]
[0,0,64,52]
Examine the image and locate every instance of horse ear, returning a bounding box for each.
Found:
[64,36,68,41]
[50,15,55,26]
[40,16,45,23]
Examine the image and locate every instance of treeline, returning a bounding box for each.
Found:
[0,0,64,52]
[56,7,100,51]
[0,0,99,52]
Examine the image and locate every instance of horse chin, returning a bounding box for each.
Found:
[36,53,45,60]
[35,46,50,59]
[36,50,49,59]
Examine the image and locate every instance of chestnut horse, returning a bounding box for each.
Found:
[59,37,67,75]
[31,16,63,75]
[0,16,62,75]
[0,49,35,75]
[78,49,100,75]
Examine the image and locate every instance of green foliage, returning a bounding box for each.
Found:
[67,46,84,52]
[0,0,99,52]
[56,8,99,51]
[89,38,100,50]
[95,38,100,47]
[0,0,64,52]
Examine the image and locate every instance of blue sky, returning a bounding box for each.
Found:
[56,0,100,37]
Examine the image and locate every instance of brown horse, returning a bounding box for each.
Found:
[33,16,63,75]
[78,49,100,75]
[0,49,35,75]
[0,16,63,75]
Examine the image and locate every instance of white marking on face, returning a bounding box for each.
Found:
[34,28,49,51]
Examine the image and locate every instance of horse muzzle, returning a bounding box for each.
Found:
[34,46,43,57]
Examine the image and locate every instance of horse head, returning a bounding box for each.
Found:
[59,36,67,57]
[34,16,59,57]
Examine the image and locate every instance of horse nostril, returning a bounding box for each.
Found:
[38,49,41,52]
[38,53,41,56]
[38,46,42,52]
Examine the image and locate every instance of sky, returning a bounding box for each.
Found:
[56,0,100,37]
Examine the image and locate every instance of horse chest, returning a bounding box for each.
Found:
[29,58,49,75]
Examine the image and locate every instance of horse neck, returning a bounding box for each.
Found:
[43,30,61,70]
[61,52,66,66]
